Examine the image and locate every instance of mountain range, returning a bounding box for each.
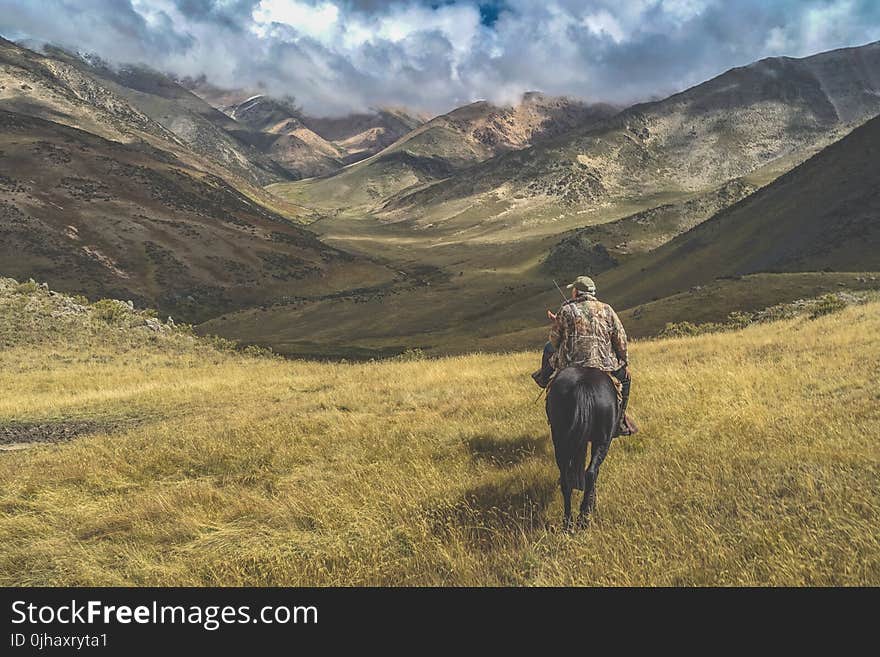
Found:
[1,35,878,355]
[378,41,880,233]
[184,77,426,176]
[267,91,618,214]
[0,37,398,321]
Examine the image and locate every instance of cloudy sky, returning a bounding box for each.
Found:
[2,0,880,116]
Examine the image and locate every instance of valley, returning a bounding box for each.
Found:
[240,42,880,357]
[1,36,879,357]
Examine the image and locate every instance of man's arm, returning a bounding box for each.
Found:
[610,307,628,366]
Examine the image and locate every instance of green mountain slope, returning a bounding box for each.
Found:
[0,37,312,221]
[0,37,179,147]
[599,112,880,310]
[543,178,759,277]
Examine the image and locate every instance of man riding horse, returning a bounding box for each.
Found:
[532,275,635,436]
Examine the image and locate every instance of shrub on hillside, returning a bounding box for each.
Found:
[808,294,848,319]
[203,334,239,352]
[657,291,866,339]
[725,311,753,330]
[658,321,725,338]
[394,348,427,361]
[92,299,133,324]
[242,344,275,358]
[14,279,41,295]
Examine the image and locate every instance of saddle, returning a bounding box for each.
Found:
[533,368,621,403]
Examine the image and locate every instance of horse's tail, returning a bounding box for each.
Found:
[564,381,593,491]
[548,368,603,492]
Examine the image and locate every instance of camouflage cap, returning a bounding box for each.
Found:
[566,275,596,294]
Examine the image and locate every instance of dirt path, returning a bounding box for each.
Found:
[0,421,126,451]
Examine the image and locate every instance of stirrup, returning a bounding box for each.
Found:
[531,369,550,389]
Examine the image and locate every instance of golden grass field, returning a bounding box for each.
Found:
[0,282,877,586]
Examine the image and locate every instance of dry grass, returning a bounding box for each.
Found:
[0,293,877,585]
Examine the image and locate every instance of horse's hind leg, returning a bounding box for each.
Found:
[561,482,573,532]
[581,488,597,524]
[578,440,610,528]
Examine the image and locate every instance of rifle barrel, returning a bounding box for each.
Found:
[553,279,567,301]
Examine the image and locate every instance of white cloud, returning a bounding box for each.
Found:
[799,0,859,55]
[764,26,791,53]
[1,0,879,116]
[252,0,340,40]
[583,10,626,43]
[661,0,709,23]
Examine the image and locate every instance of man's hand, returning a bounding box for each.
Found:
[547,310,557,322]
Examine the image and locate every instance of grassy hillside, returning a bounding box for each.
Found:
[0,111,397,322]
[0,38,292,187]
[0,37,178,146]
[544,178,758,276]
[200,266,880,358]
[618,272,880,337]
[234,107,880,357]
[599,112,880,310]
[0,37,312,220]
[1,279,876,585]
[354,43,880,248]
[68,59,294,186]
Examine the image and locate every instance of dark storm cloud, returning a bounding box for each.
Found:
[1,0,879,116]
[170,0,258,29]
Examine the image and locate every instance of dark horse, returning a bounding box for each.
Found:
[545,366,619,530]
